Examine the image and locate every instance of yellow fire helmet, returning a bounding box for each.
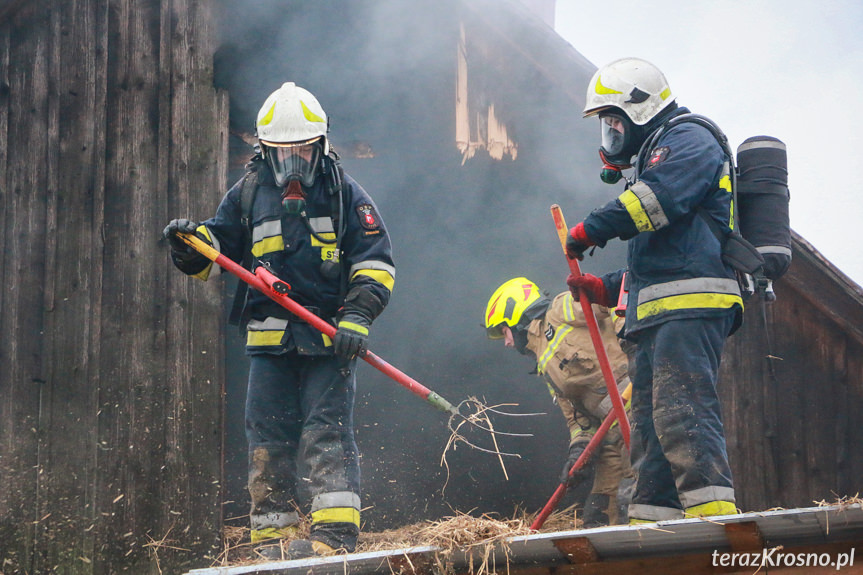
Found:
[485,277,545,339]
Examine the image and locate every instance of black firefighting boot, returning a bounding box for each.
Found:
[286,538,337,559]
[582,493,616,528]
[251,526,297,561]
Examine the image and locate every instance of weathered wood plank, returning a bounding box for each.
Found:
[94,0,174,569]
[33,1,109,572]
[0,5,51,570]
[157,0,226,567]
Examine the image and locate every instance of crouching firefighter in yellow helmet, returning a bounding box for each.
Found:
[162,82,395,560]
[485,278,634,527]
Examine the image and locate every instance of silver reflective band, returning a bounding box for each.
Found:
[737,139,786,153]
[250,510,300,530]
[252,219,282,244]
[349,260,396,278]
[679,485,736,509]
[628,504,684,521]
[311,491,361,512]
[757,245,792,256]
[630,181,670,229]
[638,277,741,305]
[247,317,289,331]
[308,217,335,234]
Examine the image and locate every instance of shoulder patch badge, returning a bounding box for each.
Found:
[356,204,380,230]
[545,325,555,341]
[646,146,670,170]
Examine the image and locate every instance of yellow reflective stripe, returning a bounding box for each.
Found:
[338,321,368,336]
[563,293,575,322]
[250,526,297,543]
[351,269,395,292]
[636,293,743,320]
[594,75,622,95]
[192,225,216,281]
[684,500,737,518]
[537,325,573,374]
[545,382,556,398]
[259,102,276,126]
[251,235,285,257]
[311,232,336,247]
[718,174,731,193]
[322,333,332,347]
[719,162,734,230]
[193,262,214,281]
[619,189,655,232]
[608,387,632,429]
[311,507,360,527]
[660,87,672,100]
[246,330,286,347]
[301,100,325,124]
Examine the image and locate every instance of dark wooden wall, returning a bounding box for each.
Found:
[0,1,228,573]
[721,233,863,512]
[1,0,861,572]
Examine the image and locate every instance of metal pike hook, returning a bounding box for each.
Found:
[445,398,544,457]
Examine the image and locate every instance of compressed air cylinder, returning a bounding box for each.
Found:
[736,136,792,280]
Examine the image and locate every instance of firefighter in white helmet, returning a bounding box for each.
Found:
[163,82,395,559]
[565,58,742,523]
[485,278,633,526]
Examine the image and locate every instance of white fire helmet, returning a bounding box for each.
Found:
[583,58,675,126]
[256,82,329,187]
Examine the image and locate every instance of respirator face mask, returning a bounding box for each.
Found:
[263,137,323,188]
[597,112,636,184]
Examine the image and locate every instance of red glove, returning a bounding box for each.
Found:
[566,222,595,260]
[566,273,610,306]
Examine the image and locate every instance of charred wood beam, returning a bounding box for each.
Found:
[782,230,863,347]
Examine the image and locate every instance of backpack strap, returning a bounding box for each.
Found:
[641,113,764,276]
[228,166,260,327]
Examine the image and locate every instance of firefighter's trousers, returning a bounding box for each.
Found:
[246,352,361,550]
[627,313,736,522]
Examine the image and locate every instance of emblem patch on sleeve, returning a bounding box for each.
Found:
[545,325,555,341]
[356,204,380,230]
[646,146,670,170]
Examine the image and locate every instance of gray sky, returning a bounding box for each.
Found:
[554,0,863,286]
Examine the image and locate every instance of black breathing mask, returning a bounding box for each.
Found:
[597,112,644,184]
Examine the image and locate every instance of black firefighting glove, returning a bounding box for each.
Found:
[560,443,591,486]
[163,218,200,257]
[333,312,370,360]
[163,218,210,274]
[333,288,384,360]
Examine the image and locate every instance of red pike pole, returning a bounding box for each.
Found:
[530,384,631,531]
[550,204,630,449]
[175,232,459,416]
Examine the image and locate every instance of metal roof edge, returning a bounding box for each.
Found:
[185,505,863,575]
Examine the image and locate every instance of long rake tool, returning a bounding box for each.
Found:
[175,232,535,457]
[550,204,631,449]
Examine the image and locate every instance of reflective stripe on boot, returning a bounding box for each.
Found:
[684,500,737,518]
[250,525,298,543]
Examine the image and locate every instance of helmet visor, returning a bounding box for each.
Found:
[599,113,628,157]
[263,137,323,187]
